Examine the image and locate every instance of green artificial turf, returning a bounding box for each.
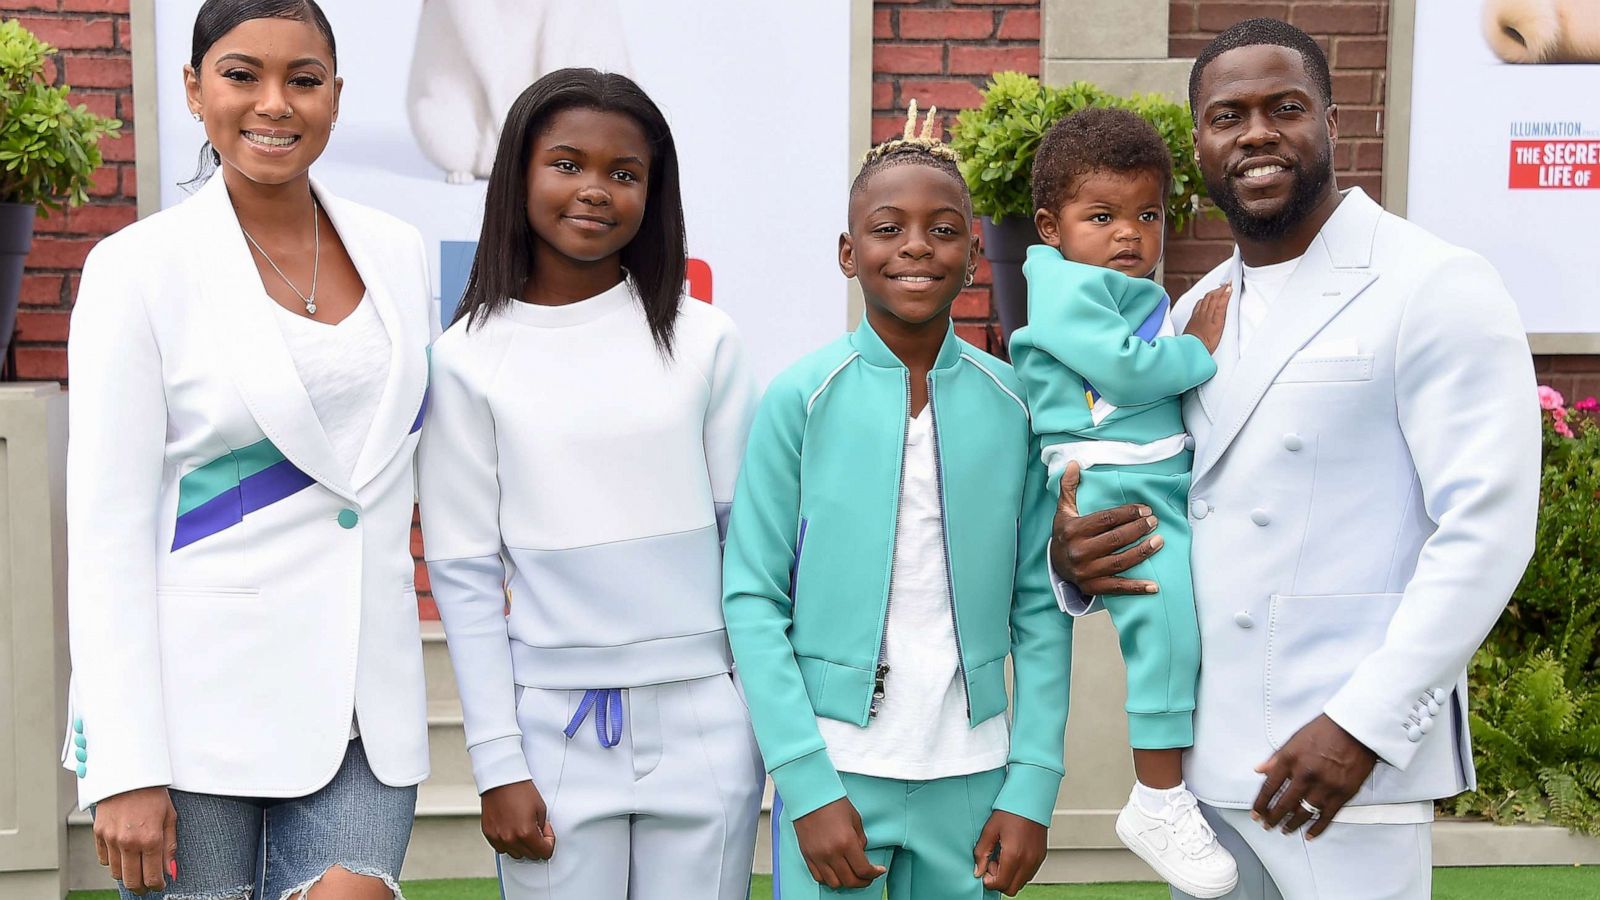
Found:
[67,866,1600,899]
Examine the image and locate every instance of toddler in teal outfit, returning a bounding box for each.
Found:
[1008,108,1238,898]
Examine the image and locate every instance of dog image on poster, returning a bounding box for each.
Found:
[406,0,633,183]
[1483,0,1600,63]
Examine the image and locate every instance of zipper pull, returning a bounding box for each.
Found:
[869,664,890,717]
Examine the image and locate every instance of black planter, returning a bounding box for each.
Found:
[0,202,36,377]
[979,214,1037,354]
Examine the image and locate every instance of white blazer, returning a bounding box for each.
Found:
[63,174,433,808]
[1168,188,1540,807]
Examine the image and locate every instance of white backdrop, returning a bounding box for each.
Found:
[152,0,856,383]
[1406,5,1600,336]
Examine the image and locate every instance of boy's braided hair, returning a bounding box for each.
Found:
[849,100,969,211]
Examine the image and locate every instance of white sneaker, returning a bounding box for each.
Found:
[1114,786,1239,898]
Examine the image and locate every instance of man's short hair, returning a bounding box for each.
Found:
[1188,18,1334,118]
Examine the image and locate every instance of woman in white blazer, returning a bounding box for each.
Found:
[65,2,431,897]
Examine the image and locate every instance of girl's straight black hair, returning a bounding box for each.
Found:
[453,68,688,356]
[183,0,337,188]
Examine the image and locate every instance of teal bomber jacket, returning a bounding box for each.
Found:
[721,316,1073,826]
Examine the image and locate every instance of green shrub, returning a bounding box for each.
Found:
[0,19,121,214]
[948,71,1210,230]
[1446,387,1600,834]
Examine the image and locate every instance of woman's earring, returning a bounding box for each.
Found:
[965,270,976,287]
[331,121,338,132]
[192,112,202,123]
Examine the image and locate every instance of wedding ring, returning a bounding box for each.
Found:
[1299,799,1322,817]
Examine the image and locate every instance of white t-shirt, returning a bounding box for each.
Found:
[275,295,391,738]
[816,407,1011,780]
[274,296,391,478]
[1237,255,1303,353]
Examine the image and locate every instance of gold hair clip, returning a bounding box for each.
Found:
[864,100,960,165]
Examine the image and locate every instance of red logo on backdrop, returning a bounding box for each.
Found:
[687,258,713,303]
[1509,141,1600,189]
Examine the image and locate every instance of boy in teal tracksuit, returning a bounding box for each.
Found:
[1007,108,1236,896]
[723,105,1071,899]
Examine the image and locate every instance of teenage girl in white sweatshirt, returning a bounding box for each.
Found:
[416,68,763,900]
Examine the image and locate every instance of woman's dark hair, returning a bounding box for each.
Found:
[453,68,688,355]
[183,0,337,187]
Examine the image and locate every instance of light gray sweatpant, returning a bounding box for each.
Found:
[496,673,765,899]
[1172,804,1431,900]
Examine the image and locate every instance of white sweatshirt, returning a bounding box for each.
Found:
[418,279,757,792]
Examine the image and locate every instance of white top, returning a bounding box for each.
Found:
[1237,255,1303,353]
[817,408,1011,780]
[274,296,391,478]
[417,280,759,792]
[275,295,390,740]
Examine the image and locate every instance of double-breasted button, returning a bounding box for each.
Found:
[1190,499,1210,519]
[338,509,360,529]
[1407,725,1424,742]
[1427,697,1441,715]
[1183,435,1196,452]
[1250,508,1271,526]
[1431,688,1449,704]
[74,733,85,750]
[76,764,87,779]
[1283,433,1304,452]
[1234,611,1254,629]
[1419,716,1434,734]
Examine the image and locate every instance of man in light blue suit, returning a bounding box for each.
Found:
[1048,18,1540,900]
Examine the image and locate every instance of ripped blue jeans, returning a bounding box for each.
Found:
[100,739,415,900]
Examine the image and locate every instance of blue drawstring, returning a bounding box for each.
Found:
[564,688,623,748]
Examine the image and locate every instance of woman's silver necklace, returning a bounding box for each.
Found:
[240,197,321,316]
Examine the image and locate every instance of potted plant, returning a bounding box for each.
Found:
[0,19,120,375]
[950,72,1208,350]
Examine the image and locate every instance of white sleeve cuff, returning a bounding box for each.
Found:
[468,734,532,794]
[1048,539,1104,617]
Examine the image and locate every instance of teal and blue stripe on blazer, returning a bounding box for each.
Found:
[171,387,430,551]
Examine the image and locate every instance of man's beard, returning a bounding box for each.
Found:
[1204,144,1334,242]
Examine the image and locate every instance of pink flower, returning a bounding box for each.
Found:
[1555,419,1576,439]
[1554,406,1569,421]
[1538,385,1565,411]
[1578,397,1599,412]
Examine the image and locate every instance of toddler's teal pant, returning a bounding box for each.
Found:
[775,768,1004,899]
[1049,452,1199,749]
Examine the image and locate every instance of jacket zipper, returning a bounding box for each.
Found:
[870,370,912,718]
[926,373,972,719]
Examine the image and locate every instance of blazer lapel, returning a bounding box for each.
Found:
[1191,189,1384,486]
[321,183,427,492]
[195,175,356,502]
[1195,251,1244,422]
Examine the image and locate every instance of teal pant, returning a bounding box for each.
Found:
[1049,453,1199,749]
[775,768,1004,900]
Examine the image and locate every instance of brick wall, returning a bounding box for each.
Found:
[874,0,1041,353]
[4,0,136,382]
[1162,0,1389,300]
